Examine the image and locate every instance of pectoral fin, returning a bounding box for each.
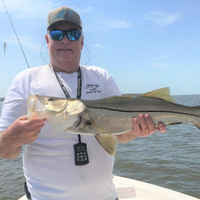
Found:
[95,134,117,156]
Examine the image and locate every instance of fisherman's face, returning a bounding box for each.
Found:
[45,22,84,72]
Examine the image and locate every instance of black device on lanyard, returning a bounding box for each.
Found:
[74,135,89,165]
[50,64,89,166]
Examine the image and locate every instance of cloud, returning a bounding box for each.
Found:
[103,19,133,29]
[70,6,93,14]
[145,11,182,27]
[151,56,175,68]
[85,18,134,31]
[2,1,131,31]
[20,36,43,52]
[2,34,42,52]
[1,0,92,19]
[83,8,134,30]
[1,0,61,19]
[91,44,107,48]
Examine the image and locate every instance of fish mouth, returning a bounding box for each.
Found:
[75,115,83,127]
[73,114,93,129]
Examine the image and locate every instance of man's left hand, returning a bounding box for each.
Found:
[116,114,166,143]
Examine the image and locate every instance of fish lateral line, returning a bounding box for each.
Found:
[85,105,200,118]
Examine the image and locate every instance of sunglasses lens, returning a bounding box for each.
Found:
[67,31,81,41]
[50,30,64,41]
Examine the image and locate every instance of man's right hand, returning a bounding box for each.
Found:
[0,115,46,159]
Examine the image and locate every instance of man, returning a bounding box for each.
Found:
[0,6,165,200]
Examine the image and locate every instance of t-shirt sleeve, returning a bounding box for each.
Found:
[104,74,122,97]
[0,74,27,131]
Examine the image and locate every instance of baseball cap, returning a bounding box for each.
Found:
[47,6,82,30]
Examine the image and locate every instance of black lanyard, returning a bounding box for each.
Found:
[50,64,89,166]
[51,65,82,99]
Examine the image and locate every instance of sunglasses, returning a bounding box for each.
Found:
[49,30,82,41]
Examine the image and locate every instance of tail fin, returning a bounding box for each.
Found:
[191,106,200,129]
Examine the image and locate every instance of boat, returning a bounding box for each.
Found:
[18,175,200,200]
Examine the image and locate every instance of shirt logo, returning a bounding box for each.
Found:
[84,84,101,94]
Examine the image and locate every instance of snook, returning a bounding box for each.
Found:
[27,88,200,155]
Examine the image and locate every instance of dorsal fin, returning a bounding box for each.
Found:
[142,87,176,103]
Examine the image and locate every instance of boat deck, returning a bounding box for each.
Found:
[19,175,200,200]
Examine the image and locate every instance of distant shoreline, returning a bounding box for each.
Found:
[0,94,200,102]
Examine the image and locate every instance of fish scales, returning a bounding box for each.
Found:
[82,97,200,115]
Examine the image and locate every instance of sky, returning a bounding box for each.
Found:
[0,0,200,97]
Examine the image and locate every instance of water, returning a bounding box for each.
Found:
[0,95,200,200]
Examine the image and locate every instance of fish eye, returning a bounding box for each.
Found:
[85,120,92,126]
[49,97,56,101]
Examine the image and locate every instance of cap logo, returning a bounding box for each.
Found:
[53,9,74,22]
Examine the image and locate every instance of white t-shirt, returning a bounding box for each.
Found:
[0,65,121,200]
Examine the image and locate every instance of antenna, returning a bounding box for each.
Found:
[2,0,30,68]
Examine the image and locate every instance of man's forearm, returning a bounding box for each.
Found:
[0,131,22,159]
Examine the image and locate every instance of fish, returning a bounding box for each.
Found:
[27,87,200,156]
